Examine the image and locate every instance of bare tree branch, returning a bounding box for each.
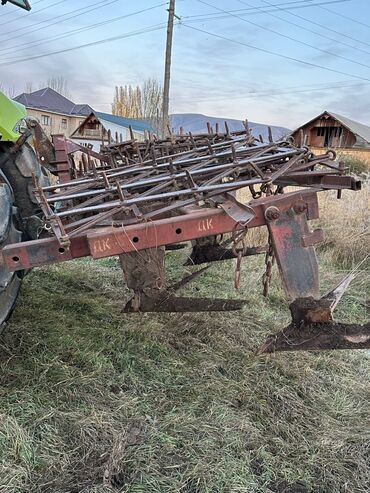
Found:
[0,82,17,98]
[112,78,163,135]
[42,76,72,99]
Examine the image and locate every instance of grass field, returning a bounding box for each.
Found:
[0,188,369,493]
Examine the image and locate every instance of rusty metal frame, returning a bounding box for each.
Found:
[2,189,319,271]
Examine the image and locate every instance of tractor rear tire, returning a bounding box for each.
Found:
[0,142,51,239]
[0,142,53,330]
[0,180,23,331]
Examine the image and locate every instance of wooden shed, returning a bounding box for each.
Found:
[290,111,370,149]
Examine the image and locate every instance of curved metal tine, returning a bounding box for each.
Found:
[56,177,265,218]
[321,273,356,312]
[43,138,272,194]
[47,152,280,205]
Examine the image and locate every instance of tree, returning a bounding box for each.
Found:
[43,76,71,98]
[111,78,163,134]
[112,85,141,119]
[24,82,33,93]
[142,78,163,124]
[0,83,16,98]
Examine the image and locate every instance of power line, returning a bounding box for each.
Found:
[183,0,370,58]
[236,0,370,58]
[0,0,69,28]
[89,81,367,106]
[174,81,369,104]
[197,0,370,72]
[181,23,370,82]
[260,0,370,49]
[185,1,370,58]
[0,2,168,59]
[0,0,46,19]
[182,0,349,21]
[317,4,370,29]
[0,0,117,41]
[89,79,369,106]
[0,0,110,38]
[0,23,168,67]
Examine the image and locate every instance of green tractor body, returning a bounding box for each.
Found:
[0,91,27,143]
[0,1,32,142]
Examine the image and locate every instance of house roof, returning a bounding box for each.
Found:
[70,111,154,140]
[14,87,93,116]
[327,111,370,145]
[95,112,153,133]
[292,110,370,145]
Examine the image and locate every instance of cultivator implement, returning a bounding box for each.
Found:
[0,122,369,352]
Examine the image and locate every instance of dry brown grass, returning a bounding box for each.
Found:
[237,183,370,268]
[317,183,370,267]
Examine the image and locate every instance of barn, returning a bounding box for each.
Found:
[290,111,370,149]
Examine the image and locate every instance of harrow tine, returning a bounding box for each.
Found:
[123,293,246,313]
[184,244,266,265]
[321,273,356,312]
[169,266,210,292]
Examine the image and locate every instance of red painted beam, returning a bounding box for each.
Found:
[2,235,90,271]
[1,190,319,272]
[88,208,249,259]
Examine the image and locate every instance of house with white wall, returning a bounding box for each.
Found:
[70,111,153,151]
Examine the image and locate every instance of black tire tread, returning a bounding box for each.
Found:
[0,142,48,220]
[0,202,23,332]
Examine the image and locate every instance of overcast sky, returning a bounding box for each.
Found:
[0,0,369,129]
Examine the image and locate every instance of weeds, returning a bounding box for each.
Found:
[336,153,370,177]
[317,184,370,268]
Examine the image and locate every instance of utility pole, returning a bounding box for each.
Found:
[162,0,175,137]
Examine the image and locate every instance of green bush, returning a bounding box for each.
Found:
[336,153,369,175]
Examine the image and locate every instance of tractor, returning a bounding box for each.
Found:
[0,90,53,325]
[0,0,52,324]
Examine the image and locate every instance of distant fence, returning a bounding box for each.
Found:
[310,146,370,168]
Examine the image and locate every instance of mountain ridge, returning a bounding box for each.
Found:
[170,113,290,140]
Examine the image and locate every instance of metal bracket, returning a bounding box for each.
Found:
[219,193,255,225]
[263,199,320,300]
